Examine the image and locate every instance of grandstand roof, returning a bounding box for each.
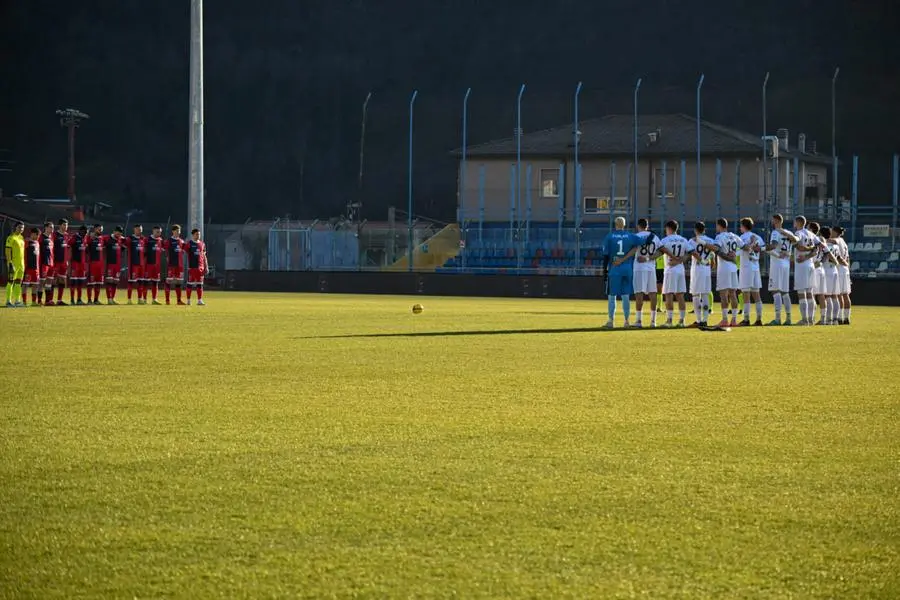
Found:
[454,113,833,164]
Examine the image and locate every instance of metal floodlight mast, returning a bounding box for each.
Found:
[188,0,205,236]
[56,108,89,203]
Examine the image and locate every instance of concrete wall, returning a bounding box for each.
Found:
[458,156,828,225]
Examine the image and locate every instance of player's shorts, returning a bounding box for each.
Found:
[23,268,40,284]
[811,267,825,295]
[70,263,87,282]
[53,263,69,278]
[716,266,739,291]
[128,264,145,283]
[88,262,105,284]
[822,268,838,295]
[689,267,712,295]
[739,268,762,291]
[768,262,791,293]
[656,269,664,285]
[166,266,183,283]
[606,267,633,297]
[793,261,816,291]
[187,268,205,285]
[632,269,656,295]
[39,265,53,280]
[144,264,161,282]
[837,266,851,295]
[105,264,122,281]
[662,269,686,295]
[8,265,24,282]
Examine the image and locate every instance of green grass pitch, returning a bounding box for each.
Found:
[1,292,898,598]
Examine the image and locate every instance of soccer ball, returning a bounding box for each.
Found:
[412,303,424,314]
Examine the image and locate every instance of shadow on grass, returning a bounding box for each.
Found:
[296,326,667,340]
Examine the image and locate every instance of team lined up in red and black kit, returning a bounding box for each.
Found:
[21,221,208,306]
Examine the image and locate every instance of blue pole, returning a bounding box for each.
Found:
[680,160,687,227]
[407,89,418,272]
[609,162,616,231]
[574,81,583,228]
[832,67,840,217]
[660,160,668,226]
[762,72,770,224]
[633,77,642,226]
[516,83,526,230]
[525,163,533,244]
[892,154,899,234]
[734,159,742,227]
[478,165,485,244]
[851,155,859,236]
[557,163,566,244]
[696,73,705,220]
[460,87,471,226]
[793,156,800,219]
[625,162,633,221]
[508,165,516,242]
[714,158,722,218]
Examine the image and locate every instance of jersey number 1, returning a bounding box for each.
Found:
[617,240,624,255]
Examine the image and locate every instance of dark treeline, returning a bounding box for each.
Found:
[2,0,898,223]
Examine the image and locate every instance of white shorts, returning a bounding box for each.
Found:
[716,267,739,291]
[662,269,686,295]
[689,267,712,294]
[794,261,816,291]
[633,269,656,295]
[822,268,838,295]
[837,267,851,295]
[769,262,791,293]
[812,268,825,295]
[739,268,762,291]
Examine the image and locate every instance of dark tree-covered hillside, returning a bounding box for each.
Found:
[1,0,898,222]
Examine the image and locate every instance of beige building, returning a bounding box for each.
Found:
[455,114,832,225]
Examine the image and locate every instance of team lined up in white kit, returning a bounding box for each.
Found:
[609,213,852,328]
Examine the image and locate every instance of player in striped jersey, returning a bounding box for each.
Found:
[738,218,765,326]
[687,222,715,326]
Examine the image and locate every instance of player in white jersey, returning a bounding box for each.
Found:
[764,213,799,325]
[687,221,716,326]
[709,218,744,327]
[631,218,661,328]
[737,217,765,326]
[818,226,841,325]
[654,220,689,327]
[808,222,830,325]
[791,215,821,326]
[831,226,852,324]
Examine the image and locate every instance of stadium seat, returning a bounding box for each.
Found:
[877,261,889,272]
[873,242,883,252]
[862,242,874,252]
[889,252,899,262]
[850,261,860,272]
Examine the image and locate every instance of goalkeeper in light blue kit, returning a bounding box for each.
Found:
[601,216,644,328]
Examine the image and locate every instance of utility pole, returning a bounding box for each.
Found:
[56,108,89,202]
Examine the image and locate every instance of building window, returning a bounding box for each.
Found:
[654,168,676,201]
[585,196,627,214]
[807,173,819,186]
[540,169,559,198]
